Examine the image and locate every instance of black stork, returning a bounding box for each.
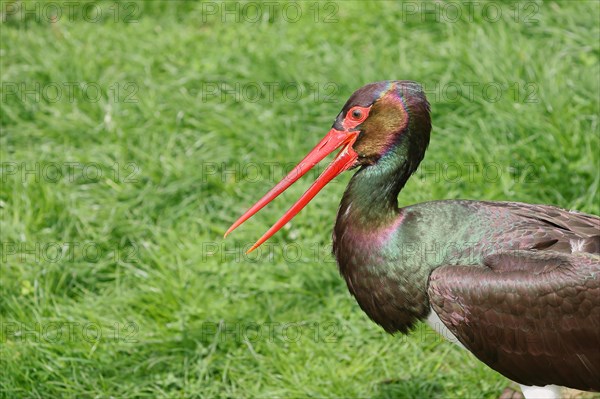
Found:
[225,81,600,398]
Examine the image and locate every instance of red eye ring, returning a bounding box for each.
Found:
[343,106,370,129]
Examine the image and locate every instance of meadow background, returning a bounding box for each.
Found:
[1,0,599,397]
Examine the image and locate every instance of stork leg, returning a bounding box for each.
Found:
[518,384,560,399]
[499,386,524,399]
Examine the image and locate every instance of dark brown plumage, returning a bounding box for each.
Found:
[429,249,600,390]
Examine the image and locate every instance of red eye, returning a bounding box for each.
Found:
[345,106,370,126]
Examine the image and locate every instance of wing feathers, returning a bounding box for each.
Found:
[428,250,600,391]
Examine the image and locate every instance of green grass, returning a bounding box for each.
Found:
[1,0,599,397]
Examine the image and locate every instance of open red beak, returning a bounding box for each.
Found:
[225,128,360,253]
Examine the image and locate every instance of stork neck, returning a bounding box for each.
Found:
[332,141,429,333]
[338,143,417,229]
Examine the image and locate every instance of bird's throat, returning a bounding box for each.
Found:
[337,143,417,230]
